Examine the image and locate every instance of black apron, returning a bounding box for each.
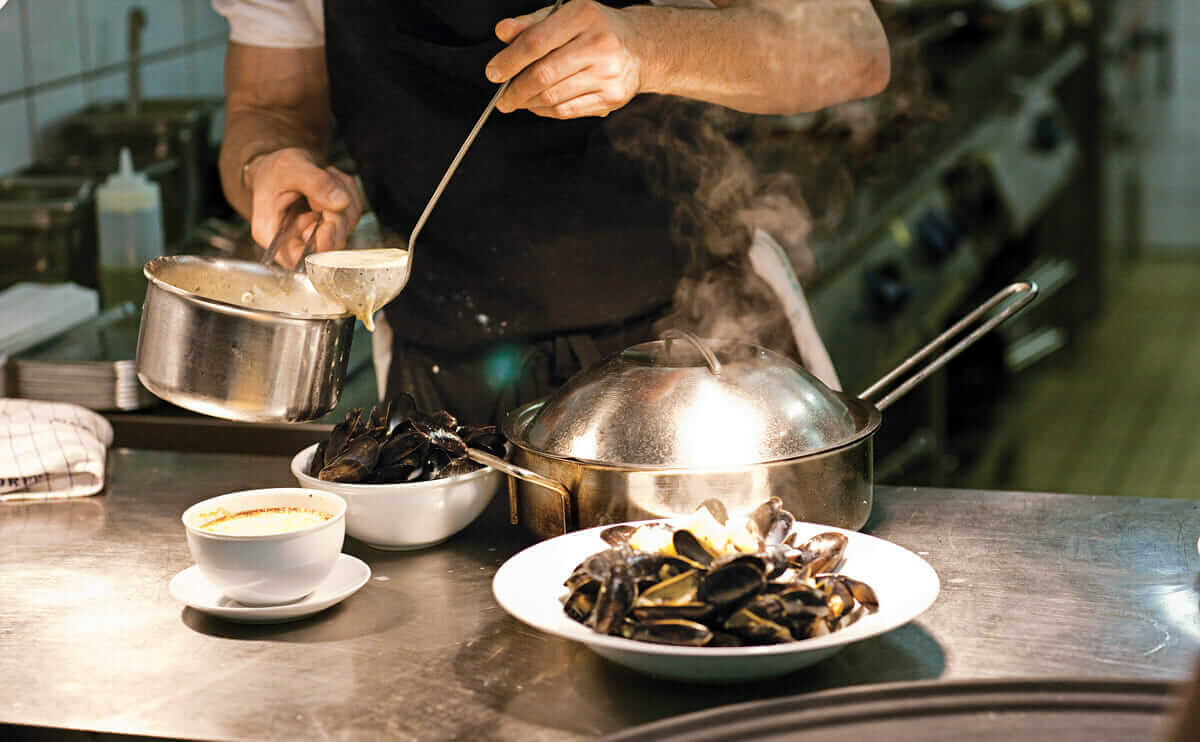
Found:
[324,1,687,425]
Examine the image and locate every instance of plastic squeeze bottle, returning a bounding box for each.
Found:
[96,147,164,308]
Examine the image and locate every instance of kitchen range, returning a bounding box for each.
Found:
[1,1,1199,741]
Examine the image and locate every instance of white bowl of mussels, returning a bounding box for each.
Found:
[291,403,505,551]
[492,498,941,683]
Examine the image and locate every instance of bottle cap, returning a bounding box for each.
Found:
[96,147,161,212]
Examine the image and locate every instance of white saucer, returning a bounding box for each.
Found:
[169,554,371,624]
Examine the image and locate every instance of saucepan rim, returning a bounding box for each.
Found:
[144,254,353,322]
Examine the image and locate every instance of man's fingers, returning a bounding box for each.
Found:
[271,210,321,269]
[509,64,594,112]
[283,165,350,212]
[488,3,584,83]
[494,5,556,46]
[527,91,610,119]
[498,45,590,112]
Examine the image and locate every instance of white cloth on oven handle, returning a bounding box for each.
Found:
[747,227,842,391]
[0,398,113,502]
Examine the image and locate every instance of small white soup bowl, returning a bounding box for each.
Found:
[291,443,501,550]
[181,488,346,605]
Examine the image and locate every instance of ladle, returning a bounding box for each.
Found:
[303,0,568,328]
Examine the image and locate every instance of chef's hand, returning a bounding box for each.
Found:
[243,147,365,268]
[487,0,644,119]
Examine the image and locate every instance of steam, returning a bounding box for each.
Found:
[604,8,949,359]
[606,98,814,355]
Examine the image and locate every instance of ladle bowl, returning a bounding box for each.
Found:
[305,248,411,331]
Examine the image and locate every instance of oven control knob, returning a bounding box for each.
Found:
[864,261,911,315]
[1032,112,1063,153]
[915,208,961,263]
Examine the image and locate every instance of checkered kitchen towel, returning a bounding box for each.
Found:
[0,398,113,501]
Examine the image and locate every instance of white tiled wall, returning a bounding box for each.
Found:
[1138,0,1200,250]
[0,0,228,177]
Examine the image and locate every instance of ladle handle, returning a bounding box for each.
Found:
[660,328,722,376]
[467,448,573,534]
[859,281,1039,411]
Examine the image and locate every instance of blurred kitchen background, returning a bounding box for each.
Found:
[0,0,1196,499]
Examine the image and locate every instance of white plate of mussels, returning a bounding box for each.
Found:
[492,500,940,683]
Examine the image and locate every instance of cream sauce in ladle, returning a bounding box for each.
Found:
[305,248,410,331]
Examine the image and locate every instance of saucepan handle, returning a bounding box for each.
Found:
[260,196,322,271]
[859,281,1039,411]
[466,448,573,534]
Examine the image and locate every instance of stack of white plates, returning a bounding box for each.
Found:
[0,283,99,358]
[3,302,155,411]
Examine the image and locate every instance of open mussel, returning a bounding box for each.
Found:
[561,499,882,648]
[619,618,713,647]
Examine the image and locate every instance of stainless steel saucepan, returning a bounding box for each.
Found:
[488,282,1038,540]
[136,255,355,422]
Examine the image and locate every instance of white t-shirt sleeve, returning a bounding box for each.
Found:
[211,0,326,48]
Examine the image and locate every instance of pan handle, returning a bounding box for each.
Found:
[467,448,573,534]
[859,281,1039,411]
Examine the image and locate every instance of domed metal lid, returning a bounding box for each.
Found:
[514,331,877,468]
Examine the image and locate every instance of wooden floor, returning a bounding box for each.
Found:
[968,254,1200,499]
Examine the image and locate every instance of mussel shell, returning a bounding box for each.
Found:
[573,545,632,583]
[367,402,392,436]
[318,436,380,483]
[672,529,716,567]
[324,409,359,467]
[815,574,855,619]
[630,602,716,623]
[776,584,831,618]
[390,392,419,426]
[564,581,600,623]
[366,463,418,484]
[700,560,765,609]
[785,612,831,640]
[377,430,429,472]
[723,607,794,644]
[833,602,867,631]
[814,573,880,613]
[743,593,788,622]
[590,565,636,635]
[309,440,327,478]
[794,532,849,578]
[414,410,459,437]
[764,510,794,547]
[748,497,783,541]
[620,618,713,647]
[840,574,880,612]
[600,525,637,546]
[460,426,506,458]
[708,630,745,647]
[435,458,479,479]
[429,428,469,459]
[423,447,454,480]
[635,569,702,606]
[630,553,695,584]
[697,498,729,525]
[319,459,367,483]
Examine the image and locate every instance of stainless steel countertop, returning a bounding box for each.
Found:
[2,449,1199,741]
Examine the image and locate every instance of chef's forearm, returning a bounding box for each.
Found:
[631,0,889,114]
[217,43,333,219]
